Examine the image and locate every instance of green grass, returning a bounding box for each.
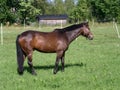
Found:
[0,23,120,90]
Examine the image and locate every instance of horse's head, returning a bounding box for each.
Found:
[80,22,93,40]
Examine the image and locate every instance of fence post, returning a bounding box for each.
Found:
[39,21,41,30]
[113,19,120,38]
[61,20,63,28]
[1,23,3,45]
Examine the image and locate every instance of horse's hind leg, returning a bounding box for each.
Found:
[17,54,26,75]
[27,52,37,75]
[61,52,65,72]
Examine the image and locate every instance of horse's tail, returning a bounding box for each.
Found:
[16,35,24,75]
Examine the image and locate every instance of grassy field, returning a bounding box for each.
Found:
[0,23,120,90]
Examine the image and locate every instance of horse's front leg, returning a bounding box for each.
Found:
[27,52,37,75]
[53,57,60,74]
[53,51,64,74]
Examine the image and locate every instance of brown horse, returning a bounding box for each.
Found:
[16,22,93,75]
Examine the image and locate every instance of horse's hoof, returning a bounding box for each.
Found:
[53,70,57,74]
[53,72,57,74]
[17,70,23,75]
[17,68,24,75]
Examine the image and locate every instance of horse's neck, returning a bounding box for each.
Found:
[65,29,81,43]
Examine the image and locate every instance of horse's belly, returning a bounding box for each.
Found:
[34,41,67,53]
[34,40,57,53]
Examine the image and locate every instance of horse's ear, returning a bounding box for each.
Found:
[84,21,89,25]
[86,21,89,25]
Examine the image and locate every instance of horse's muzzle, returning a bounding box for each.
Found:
[87,34,93,40]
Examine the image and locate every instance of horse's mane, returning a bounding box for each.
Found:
[54,22,88,33]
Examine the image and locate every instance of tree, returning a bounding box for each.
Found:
[90,0,120,22]
[108,0,120,22]
[64,0,75,14]
[18,0,41,24]
[53,0,65,14]
[0,0,17,24]
[42,0,56,15]
[69,0,90,23]
[32,0,48,14]
[1,0,120,24]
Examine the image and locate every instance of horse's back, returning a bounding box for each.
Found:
[18,30,68,53]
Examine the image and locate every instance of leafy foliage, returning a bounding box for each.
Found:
[0,0,16,24]
[0,0,120,24]
[90,0,120,22]
[18,0,41,24]
[69,0,90,22]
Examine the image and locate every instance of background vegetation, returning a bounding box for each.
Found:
[0,23,120,90]
[0,0,120,24]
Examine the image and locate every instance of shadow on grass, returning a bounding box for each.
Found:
[24,62,86,74]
